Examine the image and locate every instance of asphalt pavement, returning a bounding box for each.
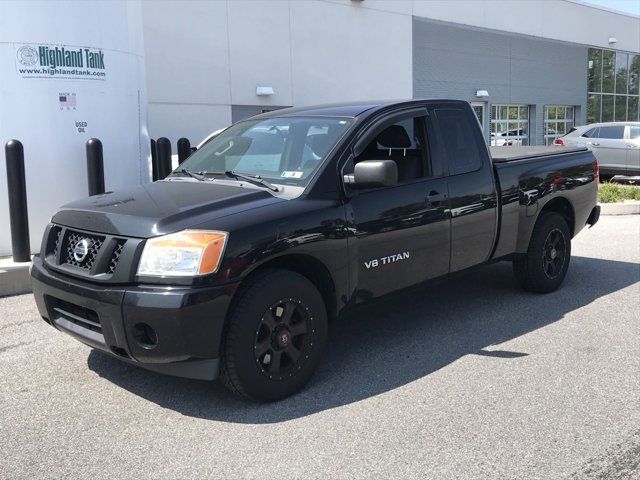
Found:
[0,215,638,479]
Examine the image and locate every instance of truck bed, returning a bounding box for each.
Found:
[490,146,588,163]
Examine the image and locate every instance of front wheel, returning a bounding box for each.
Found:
[220,269,328,402]
[513,212,571,293]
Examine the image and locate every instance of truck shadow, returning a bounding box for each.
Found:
[87,255,639,424]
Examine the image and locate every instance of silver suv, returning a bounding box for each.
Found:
[556,122,640,177]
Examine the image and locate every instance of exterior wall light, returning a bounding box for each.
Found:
[608,37,617,45]
[256,86,274,96]
[476,90,489,98]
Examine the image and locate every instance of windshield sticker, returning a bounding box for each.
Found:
[281,171,304,179]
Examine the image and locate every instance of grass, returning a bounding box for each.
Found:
[598,182,640,203]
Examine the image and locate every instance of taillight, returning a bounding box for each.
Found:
[554,138,565,146]
[593,160,599,181]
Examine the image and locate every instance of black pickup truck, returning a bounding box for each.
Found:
[31,100,600,401]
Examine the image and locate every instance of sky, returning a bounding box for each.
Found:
[580,0,640,16]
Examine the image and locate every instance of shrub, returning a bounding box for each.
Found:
[598,182,640,203]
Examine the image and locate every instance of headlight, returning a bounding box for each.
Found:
[137,230,228,277]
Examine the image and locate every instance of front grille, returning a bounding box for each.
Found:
[107,240,126,274]
[48,226,63,254]
[46,225,131,279]
[61,231,104,270]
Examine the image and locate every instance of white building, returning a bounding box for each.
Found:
[0,0,639,256]
[142,0,640,147]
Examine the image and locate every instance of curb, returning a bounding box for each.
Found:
[599,201,640,216]
[0,257,32,297]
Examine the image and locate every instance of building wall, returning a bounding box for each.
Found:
[409,0,640,53]
[141,0,639,146]
[412,17,588,145]
[141,0,412,146]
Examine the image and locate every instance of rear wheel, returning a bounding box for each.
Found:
[513,212,571,293]
[220,269,328,402]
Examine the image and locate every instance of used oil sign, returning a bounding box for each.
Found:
[15,43,106,80]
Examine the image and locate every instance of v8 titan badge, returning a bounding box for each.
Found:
[364,252,410,269]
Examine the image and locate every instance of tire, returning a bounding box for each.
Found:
[219,269,328,402]
[513,212,571,293]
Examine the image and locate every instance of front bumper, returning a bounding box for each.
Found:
[30,256,239,380]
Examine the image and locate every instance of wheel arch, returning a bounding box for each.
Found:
[539,196,575,237]
[232,253,338,323]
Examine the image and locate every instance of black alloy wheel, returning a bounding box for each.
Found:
[220,269,328,401]
[542,228,567,279]
[513,211,572,293]
[254,299,313,380]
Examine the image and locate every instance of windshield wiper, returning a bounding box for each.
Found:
[178,168,207,181]
[224,170,279,192]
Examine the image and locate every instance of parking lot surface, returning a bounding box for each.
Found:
[0,215,638,479]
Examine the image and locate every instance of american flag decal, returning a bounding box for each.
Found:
[59,93,76,109]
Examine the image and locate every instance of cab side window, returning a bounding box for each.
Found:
[582,127,599,138]
[598,126,625,139]
[432,108,482,176]
[355,117,431,182]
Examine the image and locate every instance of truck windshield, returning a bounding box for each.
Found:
[177,116,353,187]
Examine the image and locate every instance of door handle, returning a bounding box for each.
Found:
[589,142,600,146]
[426,190,445,205]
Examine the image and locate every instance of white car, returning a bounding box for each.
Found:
[490,129,526,146]
[555,122,640,177]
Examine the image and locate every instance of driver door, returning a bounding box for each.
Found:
[345,110,450,300]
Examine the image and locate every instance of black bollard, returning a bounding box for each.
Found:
[177,138,191,164]
[156,137,172,179]
[86,138,105,196]
[150,139,158,181]
[4,140,31,262]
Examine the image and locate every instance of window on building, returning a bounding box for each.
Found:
[615,52,628,95]
[602,50,616,93]
[544,106,575,145]
[602,95,614,122]
[630,55,640,95]
[630,96,640,123]
[588,49,602,94]
[615,96,627,121]
[587,48,640,123]
[490,105,529,146]
[472,104,484,127]
[587,94,601,124]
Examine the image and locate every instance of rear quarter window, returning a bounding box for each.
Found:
[432,108,483,176]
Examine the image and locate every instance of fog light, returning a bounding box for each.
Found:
[132,323,158,349]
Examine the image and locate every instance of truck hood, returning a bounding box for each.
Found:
[52,180,283,238]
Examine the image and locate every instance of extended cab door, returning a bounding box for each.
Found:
[345,110,450,299]
[428,104,498,272]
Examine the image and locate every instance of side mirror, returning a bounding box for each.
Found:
[344,160,398,189]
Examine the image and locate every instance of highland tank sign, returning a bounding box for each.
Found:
[0,1,150,256]
[15,43,106,80]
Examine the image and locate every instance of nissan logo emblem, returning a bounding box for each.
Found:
[73,239,91,262]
